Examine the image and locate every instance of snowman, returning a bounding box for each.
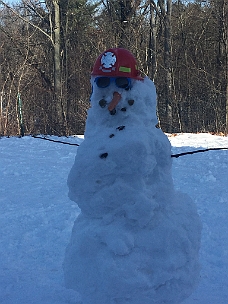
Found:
[63,48,202,304]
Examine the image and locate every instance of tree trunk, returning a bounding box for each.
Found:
[52,0,65,134]
[147,2,157,82]
[213,0,228,133]
[53,0,61,96]
[163,0,173,133]
[223,2,228,134]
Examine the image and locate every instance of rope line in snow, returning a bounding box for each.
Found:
[31,135,80,146]
[32,135,228,158]
[171,147,228,158]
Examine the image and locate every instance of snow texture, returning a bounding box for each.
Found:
[63,77,202,303]
[1,134,228,304]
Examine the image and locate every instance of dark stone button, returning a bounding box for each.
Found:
[100,153,108,159]
[99,99,107,108]
[128,99,134,106]
[109,109,116,115]
[121,107,127,111]
[109,134,115,138]
[116,126,125,131]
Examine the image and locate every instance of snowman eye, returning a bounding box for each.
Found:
[95,77,110,88]
[115,77,131,89]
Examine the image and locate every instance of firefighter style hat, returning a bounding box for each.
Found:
[91,48,143,80]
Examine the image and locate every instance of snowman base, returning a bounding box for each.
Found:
[64,191,201,304]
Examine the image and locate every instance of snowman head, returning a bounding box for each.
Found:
[91,48,144,114]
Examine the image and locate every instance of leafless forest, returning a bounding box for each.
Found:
[0,0,227,136]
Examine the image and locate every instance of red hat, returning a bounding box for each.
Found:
[91,48,143,80]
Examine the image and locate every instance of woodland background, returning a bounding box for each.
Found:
[0,0,227,136]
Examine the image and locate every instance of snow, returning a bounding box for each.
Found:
[64,77,201,303]
[0,133,228,303]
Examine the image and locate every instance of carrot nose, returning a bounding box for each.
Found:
[108,92,122,112]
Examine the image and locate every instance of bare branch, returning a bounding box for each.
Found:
[0,0,53,44]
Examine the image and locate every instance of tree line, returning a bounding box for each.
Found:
[0,0,227,136]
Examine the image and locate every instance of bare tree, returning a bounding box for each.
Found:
[214,0,228,133]
[149,0,173,132]
[147,0,157,82]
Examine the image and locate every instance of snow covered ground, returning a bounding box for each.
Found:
[0,133,227,304]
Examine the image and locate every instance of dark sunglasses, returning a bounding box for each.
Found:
[95,77,131,89]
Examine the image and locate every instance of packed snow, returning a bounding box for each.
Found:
[0,132,228,303]
[64,75,201,304]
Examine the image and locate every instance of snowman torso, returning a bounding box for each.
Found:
[68,77,173,219]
